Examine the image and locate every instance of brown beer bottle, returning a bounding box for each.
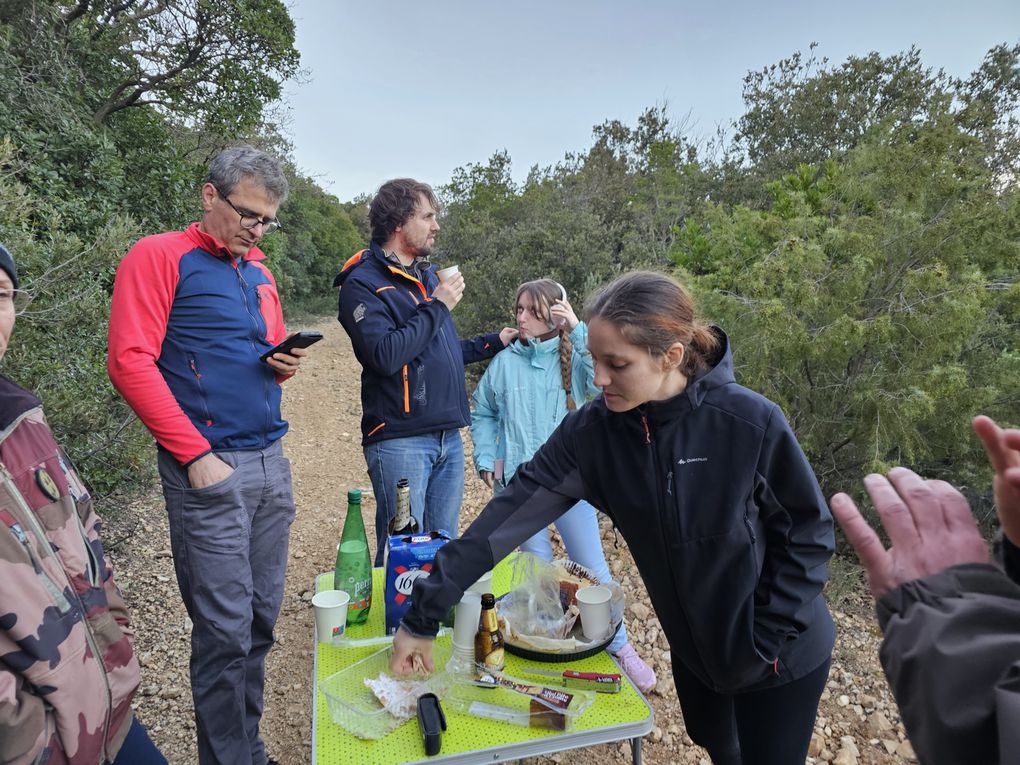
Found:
[474,593,505,672]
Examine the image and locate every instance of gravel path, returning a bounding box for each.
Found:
[107,318,918,764]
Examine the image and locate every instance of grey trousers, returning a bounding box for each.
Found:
[158,441,295,765]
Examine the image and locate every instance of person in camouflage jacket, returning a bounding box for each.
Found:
[0,244,164,764]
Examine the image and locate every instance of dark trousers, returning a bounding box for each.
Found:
[110,717,167,765]
[159,441,295,765]
[673,658,831,765]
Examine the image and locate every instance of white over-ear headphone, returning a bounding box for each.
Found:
[549,281,568,329]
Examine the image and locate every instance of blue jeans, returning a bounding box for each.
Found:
[110,717,167,764]
[365,429,464,566]
[513,496,629,654]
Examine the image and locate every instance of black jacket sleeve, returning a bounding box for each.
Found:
[460,332,504,364]
[878,563,1020,765]
[401,413,587,637]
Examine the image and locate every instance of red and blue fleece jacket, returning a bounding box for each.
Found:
[108,223,290,466]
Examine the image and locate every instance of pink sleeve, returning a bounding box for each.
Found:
[107,237,211,465]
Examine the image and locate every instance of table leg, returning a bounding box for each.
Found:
[631,735,643,765]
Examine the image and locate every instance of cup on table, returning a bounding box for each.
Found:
[436,265,460,283]
[312,589,350,645]
[575,585,612,641]
[451,590,483,650]
[466,569,493,595]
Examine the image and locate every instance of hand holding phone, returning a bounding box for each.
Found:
[260,331,323,363]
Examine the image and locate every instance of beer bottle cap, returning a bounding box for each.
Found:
[347,489,362,503]
[480,593,495,608]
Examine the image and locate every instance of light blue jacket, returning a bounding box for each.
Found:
[470,322,598,479]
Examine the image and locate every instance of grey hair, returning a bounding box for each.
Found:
[206,145,289,203]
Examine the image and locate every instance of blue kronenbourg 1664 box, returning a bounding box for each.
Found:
[384,530,451,635]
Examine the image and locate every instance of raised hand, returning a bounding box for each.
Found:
[830,467,989,598]
[550,297,579,331]
[433,272,465,311]
[972,415,1020,546]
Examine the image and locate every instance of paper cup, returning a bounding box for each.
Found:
[436,265,460,283]
[312,589,350,645]
[575,585,612,641]
[451,590,483,650]
[466,569,493,595]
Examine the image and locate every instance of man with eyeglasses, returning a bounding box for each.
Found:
[108,146,306,765]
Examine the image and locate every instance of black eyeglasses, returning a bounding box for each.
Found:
[214,185,281,235]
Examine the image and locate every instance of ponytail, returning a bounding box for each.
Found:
[586,271,720,377]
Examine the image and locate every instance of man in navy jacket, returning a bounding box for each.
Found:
[335,179,516,562]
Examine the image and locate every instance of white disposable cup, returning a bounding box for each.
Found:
[452,590,483,649]
[446,641,477,675]
[575,585,612,641]
[436,265,460,283]
[466,569,493,595]
[312,590,350,645]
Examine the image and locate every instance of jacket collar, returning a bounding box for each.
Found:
[634,326,733,426]
[0,374,42,432]
[333,242,432,300]
[509,334,560,367]
[185,222,266,262]
[510,333,559,355]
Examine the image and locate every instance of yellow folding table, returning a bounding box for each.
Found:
[312,561,654,764]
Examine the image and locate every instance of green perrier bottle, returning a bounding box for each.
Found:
[334,489,372,625]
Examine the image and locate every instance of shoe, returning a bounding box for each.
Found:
[613,643,657,693]
[267,760,281,765]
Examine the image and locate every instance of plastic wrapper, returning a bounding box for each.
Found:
[444,667,596,732]
[496,554,624,652]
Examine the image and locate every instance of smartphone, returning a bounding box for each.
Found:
[259,331,323,362]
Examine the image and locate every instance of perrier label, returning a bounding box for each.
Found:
[334,489,372,624]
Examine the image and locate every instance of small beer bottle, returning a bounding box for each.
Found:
[474,593,505,672]
[334,489,372,624]
[388,478,420,536]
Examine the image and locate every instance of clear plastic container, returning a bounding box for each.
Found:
[319,643,451,739]
[443,669,596,732]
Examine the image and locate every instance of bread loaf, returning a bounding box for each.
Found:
[557,570,590,611]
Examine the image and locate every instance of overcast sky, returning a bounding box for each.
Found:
[283,0,1018,202]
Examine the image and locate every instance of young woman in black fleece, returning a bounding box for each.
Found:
[391,271,835,765]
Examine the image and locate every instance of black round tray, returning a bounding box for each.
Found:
[503,621,620,663]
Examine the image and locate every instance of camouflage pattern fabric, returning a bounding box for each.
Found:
[0,375,139,764]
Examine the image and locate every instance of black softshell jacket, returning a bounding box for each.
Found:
[405,329,836,693]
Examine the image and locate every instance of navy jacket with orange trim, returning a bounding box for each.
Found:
[108,224,290,465]
[334,243,503,445]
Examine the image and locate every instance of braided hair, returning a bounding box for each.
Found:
[514,279,577,410]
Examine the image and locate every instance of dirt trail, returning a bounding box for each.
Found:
[111,318,917,764]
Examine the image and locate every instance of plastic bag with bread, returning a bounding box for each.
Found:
[496,553,623,654]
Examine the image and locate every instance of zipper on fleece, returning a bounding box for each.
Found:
[234,264,273,439]
[641,411,712,683]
